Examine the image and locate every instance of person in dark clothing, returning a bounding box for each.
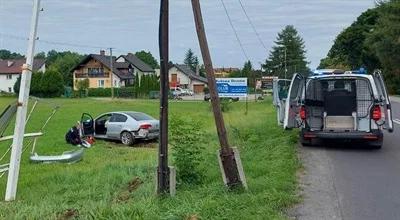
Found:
[65,123,82,146]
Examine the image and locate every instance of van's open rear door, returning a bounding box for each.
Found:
[373,71,394,132]
[284,74,305,129]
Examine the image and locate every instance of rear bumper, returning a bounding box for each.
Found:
[133,129,159,140]
[301,129,383,141]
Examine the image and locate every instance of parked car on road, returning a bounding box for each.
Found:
[281,69,394,148]
[80,111,159,145]
[181,88,194,96]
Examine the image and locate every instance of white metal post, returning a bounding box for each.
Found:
[5,0,41,201]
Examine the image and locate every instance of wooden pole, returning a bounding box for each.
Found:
[5,0,41,201]
[157,0,170,194]
[191,0,241,187]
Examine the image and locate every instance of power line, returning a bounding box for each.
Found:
[220,0,250,61]
[0,32,132,54]
[237,0,268,52]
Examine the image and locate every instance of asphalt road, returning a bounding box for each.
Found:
[293,97,400,220]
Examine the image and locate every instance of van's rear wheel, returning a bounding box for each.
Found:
[300,135,312,146]
[369,141,382,149]
[121,131,135,146]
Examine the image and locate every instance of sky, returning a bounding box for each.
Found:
[0,0,375,69]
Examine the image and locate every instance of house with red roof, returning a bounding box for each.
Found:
[0,58,46,93]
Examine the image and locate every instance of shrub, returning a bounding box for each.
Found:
[220,98,232,112]
[170,116,205,185]
[40,70,64,97]
[87,88,112,97]
[13,70,64,98]
[117,87,135,98]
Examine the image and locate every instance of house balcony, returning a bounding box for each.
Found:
[75,72,110,78]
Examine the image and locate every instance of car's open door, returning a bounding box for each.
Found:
[284,74,305,129]
[80,113,94,136]
[373,71,394,132]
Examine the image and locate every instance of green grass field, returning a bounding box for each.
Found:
[0,97,299,220]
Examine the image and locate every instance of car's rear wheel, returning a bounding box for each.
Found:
[121,131,135,146]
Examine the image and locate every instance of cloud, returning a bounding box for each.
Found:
[0,0,374,68]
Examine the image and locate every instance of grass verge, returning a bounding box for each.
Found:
[0,97,299,219]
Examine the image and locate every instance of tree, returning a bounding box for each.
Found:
[366,0,400,93]
[242,61,253,77]
[318,8,380,71]
[263,25,309,78]
[135,50,159,69]
[75,79,89,92]
[14,70,64,97]
[34,52,46,59]
[319,1,400,94]
[0,49,24,59]
[184,48,200,73]
[46,51,84,87]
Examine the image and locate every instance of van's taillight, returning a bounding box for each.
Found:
[300,106,306,120]
[372,105,382,121]
[140,124,152,129]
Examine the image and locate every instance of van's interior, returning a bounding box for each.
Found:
[305,78,373,132]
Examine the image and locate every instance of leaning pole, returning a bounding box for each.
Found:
[5,0,41,201]
[191,0,245,188]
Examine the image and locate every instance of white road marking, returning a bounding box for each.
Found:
[393,119,400,125]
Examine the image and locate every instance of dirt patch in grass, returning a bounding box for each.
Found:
[57,208,79,220]
[115,177,143,202]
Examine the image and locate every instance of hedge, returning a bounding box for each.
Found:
[87,87,135,98]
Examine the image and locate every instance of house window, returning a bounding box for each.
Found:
[8,87,12,93]
[6,74,12,80]
[88,68,104,74]
[98,80,105,88]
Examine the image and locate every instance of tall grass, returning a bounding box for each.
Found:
[0,97,299,219]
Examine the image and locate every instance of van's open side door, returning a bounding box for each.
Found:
[284,74,305,129]
[373,70,394,132]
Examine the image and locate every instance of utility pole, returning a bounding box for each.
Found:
[157,0,170,194]
[109,48,114,99]
[191,0,242,188]
[5,0,41,201]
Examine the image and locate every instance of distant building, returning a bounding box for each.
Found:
[214,67,240,78]
[72,50,155,90]
[169,64,208,94]
[0,58,46,93]
[116,53,155,77]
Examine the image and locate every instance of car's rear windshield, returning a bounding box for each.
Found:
[127,112,155,121]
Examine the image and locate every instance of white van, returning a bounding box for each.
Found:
[281,69,394,148]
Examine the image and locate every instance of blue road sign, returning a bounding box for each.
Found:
[216,78,248,97]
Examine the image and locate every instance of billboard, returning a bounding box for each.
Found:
[260,76,278,90]
[216,78,248,97]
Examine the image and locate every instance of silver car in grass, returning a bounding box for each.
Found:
[80,111,159,145]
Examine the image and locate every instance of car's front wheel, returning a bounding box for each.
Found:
[121,131,135,146]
